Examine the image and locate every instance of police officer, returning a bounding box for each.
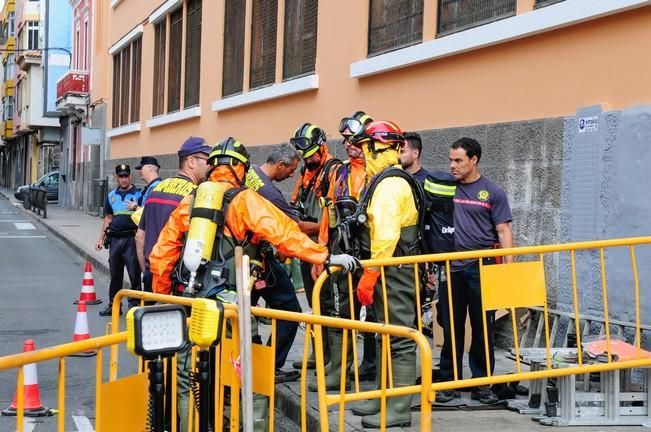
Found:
[95,164,142,315]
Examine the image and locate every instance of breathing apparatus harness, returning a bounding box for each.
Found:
[291,157,342,222]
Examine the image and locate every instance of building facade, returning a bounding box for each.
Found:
[56,0,96,211]
[98,0,651,321]
[0,0,71,190]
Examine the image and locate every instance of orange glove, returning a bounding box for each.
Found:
[357,268,380,306]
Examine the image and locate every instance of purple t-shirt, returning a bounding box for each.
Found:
[245,165,298,221]
[452,175,512,269]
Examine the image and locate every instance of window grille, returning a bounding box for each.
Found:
[250,0,278,89]
[152,21,166,115]
[167,8,183,113]
[437,0,515,36]
[184,0,202,108]
[222,0,246,97]
[535,0,564,8]
[368,0,423,56]
[283,0,318,80]
[111,37,142,127]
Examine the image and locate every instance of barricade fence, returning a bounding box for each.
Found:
[306,236,651,429]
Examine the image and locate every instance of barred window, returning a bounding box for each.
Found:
[437,0,516,36]
[111,37,142,128]
[368,0,423,57]
[184,0,202,108]
[535,0,564,8]
[152,21,166,116]
[222,0,246,97]
[250,0,278,90]
[283,0,318,80]
[167,8,183,113]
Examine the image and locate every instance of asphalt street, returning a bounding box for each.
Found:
[0,196,137,432]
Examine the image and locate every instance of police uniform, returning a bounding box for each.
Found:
[104,164,142,312]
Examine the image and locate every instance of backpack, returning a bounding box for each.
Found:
[421,171,457,254]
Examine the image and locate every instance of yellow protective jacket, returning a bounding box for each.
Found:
[366,168,418,259]
[150,172,329,295]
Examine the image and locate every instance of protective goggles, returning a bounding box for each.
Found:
[349,131,405,147]
[338,117,365,137]
[290,136,320,158]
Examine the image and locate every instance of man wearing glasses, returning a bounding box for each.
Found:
[95,164,142,315]
[136,137,211,296]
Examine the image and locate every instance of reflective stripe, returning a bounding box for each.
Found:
[424,180,456,197]
[216,289,238,304]
[114,210,135,216]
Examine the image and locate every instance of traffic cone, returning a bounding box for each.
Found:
[69,301,97,357]
[1,340,52,417]
[74,261,102,305]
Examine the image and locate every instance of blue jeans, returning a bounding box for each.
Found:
[437,260,495,381]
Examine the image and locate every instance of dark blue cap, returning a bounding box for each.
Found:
[178,136,211,158]
[135,156,160,170]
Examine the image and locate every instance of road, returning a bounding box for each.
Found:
[0,196,134,431]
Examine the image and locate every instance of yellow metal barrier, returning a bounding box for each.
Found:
[0,288,431,432]
[308,236,651,427]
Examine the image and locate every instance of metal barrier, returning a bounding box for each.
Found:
[0,288,432,432]
[309,236,651,428]
[26,187,48,218]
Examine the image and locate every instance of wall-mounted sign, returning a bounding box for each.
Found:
[578,115,599,133]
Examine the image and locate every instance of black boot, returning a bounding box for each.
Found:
[99,302,122,316]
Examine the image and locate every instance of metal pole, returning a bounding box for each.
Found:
[235,247,253,432]
[148,357,165,432]
[197,350,210,432]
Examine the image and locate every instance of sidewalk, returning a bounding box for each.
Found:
[2,188,648,431]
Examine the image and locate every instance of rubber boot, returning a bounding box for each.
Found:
[351,342,382,416]
[308,330,351,391]
[293,327,331,370]
[358,331,377,380]
[361,362,416,428]
[252,394,269,432]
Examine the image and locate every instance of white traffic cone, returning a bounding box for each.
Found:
[1,340,52,417]
[70,301,97,357]
[74,261,102,305]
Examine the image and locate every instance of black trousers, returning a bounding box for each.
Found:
[252,258,302,370]
[108,236,141,304]
[437,260,495,381]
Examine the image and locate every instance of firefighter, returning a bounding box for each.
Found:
[289,122,342,369]
[149,137,359,431]
[348,120,422,428]
[308,111,376,391]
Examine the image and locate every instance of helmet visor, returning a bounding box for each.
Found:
[338,118,365,137]
[290,136,320,158]
[371,131,405,145]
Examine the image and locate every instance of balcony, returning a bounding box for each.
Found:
[16,49,41,71]
[55,70,89,117]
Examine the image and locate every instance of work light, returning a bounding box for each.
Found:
[126,305,187,359]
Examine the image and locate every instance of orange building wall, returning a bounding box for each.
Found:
[105,1,651,159]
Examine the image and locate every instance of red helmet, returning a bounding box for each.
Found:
[349,120,405,148]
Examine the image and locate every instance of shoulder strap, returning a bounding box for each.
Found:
[318,158,343,198]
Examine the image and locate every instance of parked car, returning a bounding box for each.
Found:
[14,171,60,202]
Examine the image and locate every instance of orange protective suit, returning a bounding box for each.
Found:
[290,146,337,204]
[317,156,366,246]
[150,166,329,295]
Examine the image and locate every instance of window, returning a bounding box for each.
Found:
[222,0,245,97]
[167,8,183,112]
[27,21,39,50]
[535,0,564,8]
[83,20,89,70]
[152,0,202,115]
[368,0,423,56]
[111,36,142,127]
[3,96,13,121]
[249,0,278,89]
[283,0,318,80]
[437,0,516,36]
[8,12,15,36]
[3,54,14,81]
[152,21,166,115]
[75,29,80,68]
[184,0,202,107]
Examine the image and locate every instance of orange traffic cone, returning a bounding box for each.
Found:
[1,340,52,417]
[74,261,102,305]
[70,301,97,357]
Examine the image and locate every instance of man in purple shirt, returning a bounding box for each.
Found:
[399,132,429,183]
[436,137,514,405]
